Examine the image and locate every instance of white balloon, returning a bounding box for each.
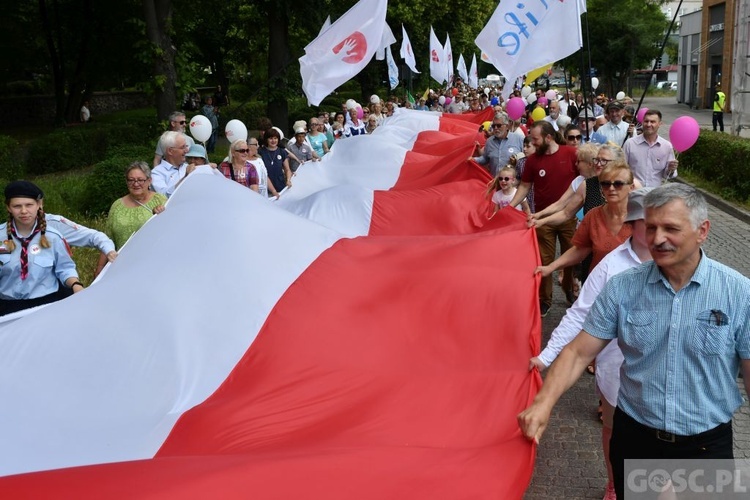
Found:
[591,77,600,90]
[189,115,212,143]
[271,126,284,141]
[616,91,626,100]
[346,99,357,110]
[370,94,381,104]
[521,85,532,98]
[526,93,537,105]
[484,87,491,95]
[557,115,572,128]
[225,119,248,142]
[438,96,446,105]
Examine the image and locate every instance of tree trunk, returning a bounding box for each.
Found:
[143,0,178,121]
[64,0,93,123]
[267,6,290,132]
[39,0,66,126]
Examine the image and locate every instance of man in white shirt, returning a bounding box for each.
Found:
[623,109,677,187]
[598,101,631,146]
[151,131,188,197]
[543,100,561,131]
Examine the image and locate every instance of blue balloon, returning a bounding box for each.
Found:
[490,97,499,106]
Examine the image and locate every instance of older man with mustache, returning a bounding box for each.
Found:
[519,183,750,499]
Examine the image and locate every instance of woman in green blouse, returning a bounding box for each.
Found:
[106,161,166,250]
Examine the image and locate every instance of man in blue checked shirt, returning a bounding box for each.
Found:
[472,112,524,177]
[518,183,750,500]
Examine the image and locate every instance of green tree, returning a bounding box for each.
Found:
[565,0,669,95]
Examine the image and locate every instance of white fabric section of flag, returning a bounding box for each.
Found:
[375,23,396,61]
[386,45,399,90]
[580,0,587,14]
[0,176,343,476]
[474,0,583,83]
[443,33,454,84]
[319,15,331,36]
[299,0,389,106]
[429,26,446,84]
[468,53,478,89]
[278,110,441,216]
[457,54,468,83]
[400,25,420,74]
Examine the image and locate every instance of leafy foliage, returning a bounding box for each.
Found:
[679,131,750,203]
[0,135,24,182]
[560,0,669,94]
[25,118,158,175]
[83,145,153,215]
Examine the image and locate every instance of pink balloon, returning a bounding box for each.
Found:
[356,106,364,120]
[635,107,649,123]
[444,97,452,106]
[506,97,526,121]
[669,116,700,153]
[538,96,548,107]
[545,90,557,101]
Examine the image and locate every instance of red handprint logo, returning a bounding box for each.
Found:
[431,49,440,62]
[332,31,367,64]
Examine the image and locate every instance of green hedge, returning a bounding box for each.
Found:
[679,130,750,202]
[24,116,159,176]
[0,134,24,183]
[83,145,153,215]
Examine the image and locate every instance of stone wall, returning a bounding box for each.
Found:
[4,91,152,127]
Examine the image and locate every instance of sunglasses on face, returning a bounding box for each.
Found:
[235,148,250,154]
[491,123,505,129]
[600,180,629,189]
[567,134,582,141]
[497,176,513,182]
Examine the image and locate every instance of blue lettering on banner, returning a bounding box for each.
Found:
[497,0,551,56]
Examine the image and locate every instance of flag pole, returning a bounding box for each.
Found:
[578,4,591,140]
[630,0,685,145]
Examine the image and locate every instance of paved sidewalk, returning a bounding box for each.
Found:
[523,201,750,500]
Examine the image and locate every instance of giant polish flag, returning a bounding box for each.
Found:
[0,109,542,498]
[300,0,389,105]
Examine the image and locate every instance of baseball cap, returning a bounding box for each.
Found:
[625,187,654,222]
[294,127,306,135]
[607,101,625,111]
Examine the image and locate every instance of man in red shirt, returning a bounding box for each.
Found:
[507,121,579,317]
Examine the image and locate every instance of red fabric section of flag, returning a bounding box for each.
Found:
[0,215,541,500]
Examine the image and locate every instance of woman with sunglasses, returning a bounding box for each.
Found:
[535,161,635,279]
[219,140,260,192]
[0,181,83,316]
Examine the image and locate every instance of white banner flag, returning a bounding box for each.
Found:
[400,25,420,74]
[475,0,583,86]
[300,0,389,106]
[375,23,396,61]
[319,15,331,36]
[386,45,399,90]
[443,34,454,85]
[456,54,468,83]
[468,53,478,89]
[429,26,446,84]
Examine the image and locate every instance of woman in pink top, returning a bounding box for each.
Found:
[535,161,634,277]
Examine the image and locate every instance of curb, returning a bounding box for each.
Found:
[673,178,750,226]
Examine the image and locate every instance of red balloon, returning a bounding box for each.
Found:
[451,88,458,96]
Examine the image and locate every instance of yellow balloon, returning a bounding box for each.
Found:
[531,107,546,122]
